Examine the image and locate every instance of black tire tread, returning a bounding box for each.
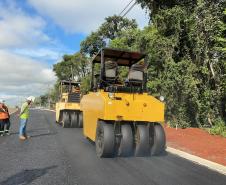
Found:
[151,124,166,155]
[95,121,115,158]
[118,124,133,157]
[70,111,78,128]
[135,125,150,157]
[62,111,70,128]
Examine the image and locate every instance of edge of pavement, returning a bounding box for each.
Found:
[166,147,226,175]
[40,108,226,175]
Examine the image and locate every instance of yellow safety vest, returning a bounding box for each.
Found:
[20,102,29,119]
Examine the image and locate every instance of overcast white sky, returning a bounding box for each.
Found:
[0,0,149,106]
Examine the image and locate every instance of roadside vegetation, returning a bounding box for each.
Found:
[36,0,226,137]
[208,118,226,137]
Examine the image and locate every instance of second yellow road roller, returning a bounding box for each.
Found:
[80,48,166,157]
[56,80,83,128]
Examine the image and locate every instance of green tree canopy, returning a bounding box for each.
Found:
[53,52,90,81]
[80,15,137,56]
[109,0,226,128]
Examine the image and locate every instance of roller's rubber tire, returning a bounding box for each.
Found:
[135,125,150,157]
[118,124,133,157]
[150,124,166,155]
[70,112,78,128]
[95,121,115,158]
[62,111,70,128]
[78,112,83,128]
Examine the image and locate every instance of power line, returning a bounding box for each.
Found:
[121,1,137,18]
[119,0,134,16]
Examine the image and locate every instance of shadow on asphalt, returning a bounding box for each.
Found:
[0,165,57,185]
[6,132,57,138]
[30,132,57,138]
[28,128,50,133]
[7,132,19,136]
[156,150,168,157]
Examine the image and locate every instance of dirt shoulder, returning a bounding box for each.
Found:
[165,126,226,166]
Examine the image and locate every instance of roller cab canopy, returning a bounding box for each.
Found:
[59,80,81,95]
[60,80,81,87]
[90,48,147,93]
[91,48,146,66]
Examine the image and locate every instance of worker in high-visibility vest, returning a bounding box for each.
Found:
[19,96,35,140]
[0,99,9,136]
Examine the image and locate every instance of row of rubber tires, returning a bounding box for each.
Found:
[60,111,83,128]
[96,121,166,158]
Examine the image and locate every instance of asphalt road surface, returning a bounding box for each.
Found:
[0,110,225,185]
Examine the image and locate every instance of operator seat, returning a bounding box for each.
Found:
[104,60,118,84]
[128,63,144,87]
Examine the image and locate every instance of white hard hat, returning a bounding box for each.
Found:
[26,96,35,102]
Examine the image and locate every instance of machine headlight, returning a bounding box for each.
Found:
[108,92,115,99]
[159,96,165,102]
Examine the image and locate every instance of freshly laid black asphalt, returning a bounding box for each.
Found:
[0,110,225,185]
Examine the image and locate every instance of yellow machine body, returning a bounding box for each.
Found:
[55,93,81,122]
[80,90,164,141]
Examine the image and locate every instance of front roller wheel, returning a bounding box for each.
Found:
[135,125,150,156]
[150,124,166,155]
[95,121,115,158]
[118,124,133,157]
[78,112,83,128]
[62,111,70,128]
[70,112,78,128]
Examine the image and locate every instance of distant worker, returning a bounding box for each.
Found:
[0,100,9,136]
[19,96,35,140]
[2,100,10,135]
